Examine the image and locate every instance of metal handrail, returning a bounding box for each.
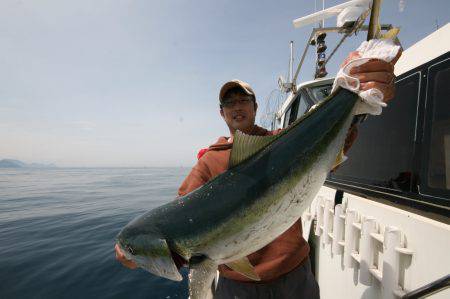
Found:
[402,274,450,299]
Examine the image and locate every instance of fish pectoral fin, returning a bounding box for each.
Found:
[225,257,261,281]
[131,238,182,282]
[189,256,217,299]
[332,148,348,169]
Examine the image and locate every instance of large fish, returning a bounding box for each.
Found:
[116,88,359,298]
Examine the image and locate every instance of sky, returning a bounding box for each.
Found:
[0,0,449,167]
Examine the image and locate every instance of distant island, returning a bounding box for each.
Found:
[0,159,56,168]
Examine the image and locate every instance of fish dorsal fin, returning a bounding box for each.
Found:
[226,257,261,281]
[229,130,277,168]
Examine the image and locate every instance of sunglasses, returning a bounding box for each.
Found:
[221,96,254,108]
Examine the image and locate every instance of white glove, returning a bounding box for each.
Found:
[332,39,401,115]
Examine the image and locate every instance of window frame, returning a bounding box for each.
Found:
[418,57,450,201]
[325,51,450,214]
[328,71,421,193]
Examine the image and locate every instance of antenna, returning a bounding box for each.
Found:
[289,41,294,83]
[277,42,296,93]
[321,0,325,28]
[314,0,326,28]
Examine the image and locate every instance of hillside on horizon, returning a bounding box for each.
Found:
[0,159,56,168]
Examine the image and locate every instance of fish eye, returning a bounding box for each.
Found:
[125,244,136,255]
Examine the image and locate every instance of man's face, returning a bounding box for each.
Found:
[220,92,257,134]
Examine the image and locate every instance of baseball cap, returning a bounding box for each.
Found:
[219,79,255,103]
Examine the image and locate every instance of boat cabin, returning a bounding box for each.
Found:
[274,24,449,298]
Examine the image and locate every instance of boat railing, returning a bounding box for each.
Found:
[400,274,450,299]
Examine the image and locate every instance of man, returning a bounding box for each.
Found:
[116,51,400,298]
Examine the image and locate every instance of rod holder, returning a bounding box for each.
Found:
[359,217,377,286]
[322,199,334,245]
[382,226,402,299]
[315,197,325,236]
[344,209,358,268]
[332,204,345,255]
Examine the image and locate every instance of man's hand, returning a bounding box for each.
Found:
[342,49,402,103]
[115,244,138,269]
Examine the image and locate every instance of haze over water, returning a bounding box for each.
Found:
[0,167,190,299]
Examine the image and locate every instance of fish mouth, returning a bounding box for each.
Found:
[116,240,137,263]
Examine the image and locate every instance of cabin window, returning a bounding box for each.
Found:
[283,85,334,129]
[288,96,300,126]
[330,72,420,192]
[283,106,292,128]
[283,93,309,128]
[295,94,310,120]
[284,92,317,129]
[308,84,332,102]
[423,58,450,197]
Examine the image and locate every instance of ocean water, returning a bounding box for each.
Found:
[0,167,192,299]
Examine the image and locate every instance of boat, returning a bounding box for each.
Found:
[268,1,450,298]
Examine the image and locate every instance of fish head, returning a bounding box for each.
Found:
[116,220,182,281]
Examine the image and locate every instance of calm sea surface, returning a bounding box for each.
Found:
[0,167,192,299]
